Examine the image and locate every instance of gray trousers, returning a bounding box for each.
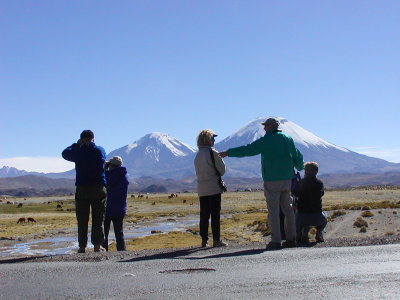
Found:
[264,180,296,243]
[75,184,107,248]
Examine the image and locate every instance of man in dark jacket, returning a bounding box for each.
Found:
[62,130,107,253]
[102,156,129,251]
[292,161,327,243]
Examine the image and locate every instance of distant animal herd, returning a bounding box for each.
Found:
[2,192,191,225]
[0,198,70,224]
[17,217,36,224]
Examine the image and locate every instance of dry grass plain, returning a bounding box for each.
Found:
[1,187,400,253]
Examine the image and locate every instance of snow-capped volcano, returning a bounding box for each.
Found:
[217,117,348,152]
[107,132,196,178]
[215,117,400,176]
[117,132,195,161]
[278,118,349,151]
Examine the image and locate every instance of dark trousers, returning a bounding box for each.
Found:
[296,212,328,239]
[199,194,221,242]
[75,184,106,248]
[103,215,126,251]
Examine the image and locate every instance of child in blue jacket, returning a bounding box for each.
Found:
[102,156,129,251]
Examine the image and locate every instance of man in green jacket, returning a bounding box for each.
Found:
[220,117,304,250]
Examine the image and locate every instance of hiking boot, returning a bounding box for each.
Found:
[265,241,282,251]
[201,240,209,248]
[282,240,297,248]
[94,244,106,252]
[213,240,228,247]
[316,231,324,243]
[77,247,86,253]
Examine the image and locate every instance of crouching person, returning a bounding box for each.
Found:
[103,156,129,251]
[292,162,327,243]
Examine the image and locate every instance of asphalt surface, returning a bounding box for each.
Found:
[1,244,400,299]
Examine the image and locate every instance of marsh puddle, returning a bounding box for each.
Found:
[0,216,199,257]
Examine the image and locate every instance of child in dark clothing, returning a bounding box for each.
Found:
[292,162,327,243]
[102,156,129,251]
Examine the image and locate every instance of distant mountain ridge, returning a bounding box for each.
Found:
[0,166,42,177]
[2,172,400,197]
[0,166,75,179]
[0,175,75,197]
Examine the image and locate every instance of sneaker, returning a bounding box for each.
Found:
[94,244,106,252]
[201,240,209,248]
[316,231,324,243]
[282,240,297,248]
[265,241,282,251]
[213,240,227,247]
[77,247,86,253]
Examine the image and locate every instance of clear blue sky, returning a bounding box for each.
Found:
[1,1,399,172]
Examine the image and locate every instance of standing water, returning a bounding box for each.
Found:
[0,216,199,257]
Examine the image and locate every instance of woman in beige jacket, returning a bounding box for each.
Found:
[194,129,227,248]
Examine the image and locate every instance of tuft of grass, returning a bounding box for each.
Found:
[353,217,368,228]
[361,210,374,217]
[349,206,361,210]
[250,220,270,236]
[359,226,367,233]
[385,231,394,236]
[328,210,346,221]
[362,206,371,210]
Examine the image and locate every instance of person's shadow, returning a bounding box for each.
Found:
[119,247,206,263]
[0,255,48,264]
[119,247,265,263]
[181,248,265,260]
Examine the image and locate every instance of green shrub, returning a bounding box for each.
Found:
[353,217,368,228]
[350,206,361,210]
[361,210,374,217]
[359,226,367,233]
[328,210,346,221]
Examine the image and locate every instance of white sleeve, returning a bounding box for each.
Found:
[212,149,226,176]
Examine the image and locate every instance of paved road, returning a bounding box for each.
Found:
[1,244,400,299]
